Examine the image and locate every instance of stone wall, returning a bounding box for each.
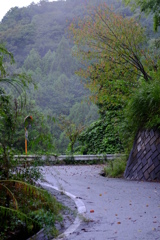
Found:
[124,128,160,181]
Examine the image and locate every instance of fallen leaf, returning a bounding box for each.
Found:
[146,204,149,207]
[90,210,94,213]
[99,194,102,196]
[115,214,118,216]
[81,228,87,232]
[117,222,121,224]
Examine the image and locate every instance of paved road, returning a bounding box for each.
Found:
[41,165,160,240]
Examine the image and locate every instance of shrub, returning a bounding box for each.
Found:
[78,110,123,154]
[0,180,62,239]
[126,79,160,131]
[120,63,160,152]
[103,157,127,178]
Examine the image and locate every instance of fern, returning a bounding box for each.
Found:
[0,183,18,210]
[0,206,39,230]
[0,179,62,239]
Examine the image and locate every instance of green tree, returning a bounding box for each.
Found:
[58,115,84,154]
[68,101,99,126]
[123,0,160,31]
[0,45,33,178]
[69,3,159,155]
[69,3,155,109]
[120,60,160,152]
[12,99,55,154]
[41,50,55,75]
[23,49,41,71]
[53,37,77,77]
[0,43,33,101]
[0,96,18,179]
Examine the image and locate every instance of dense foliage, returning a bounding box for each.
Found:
[0,180,62,240]
[120,61,160,150]
[0,0,159,154]
[124,0,160,31]
[0,44,63,239]
[78,110,123,154]
[4,1,158,237]
[69,2,154,104]
[69,1,160,154]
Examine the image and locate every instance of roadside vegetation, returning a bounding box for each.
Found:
[103,157,127,178]
[0,0,160,236]
[0,0,159,155]
[0,45,63,239]
[69,0,160,176]
[0,181,62,240]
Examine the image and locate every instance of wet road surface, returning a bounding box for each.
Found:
[41,165,160,240]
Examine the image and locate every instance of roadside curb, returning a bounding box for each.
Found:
[40,183,86,239]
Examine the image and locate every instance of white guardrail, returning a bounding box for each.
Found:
[14,154,124,162]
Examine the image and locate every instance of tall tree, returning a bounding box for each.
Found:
[23,49,41,71]
[0,44,32,99]
[53,37,77,77]
[0,45,33,178]
[69,3,155,108]
[123,0,160,31]
[58,115,84,154]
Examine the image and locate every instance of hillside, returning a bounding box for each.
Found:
[0,0,159,153]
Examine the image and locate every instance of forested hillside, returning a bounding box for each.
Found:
[0,0,159,154]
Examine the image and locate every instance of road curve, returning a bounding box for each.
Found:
[41,165,160,240]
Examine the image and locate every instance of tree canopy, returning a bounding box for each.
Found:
[0,0,159,154]
[69,3,155,109]
[123,0,160,31]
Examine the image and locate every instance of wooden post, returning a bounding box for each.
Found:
[25,128,27,155]
[24,116,32,154]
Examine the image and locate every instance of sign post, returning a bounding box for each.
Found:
[24,116,33,155]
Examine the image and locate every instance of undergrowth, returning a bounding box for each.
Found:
[0,180,62,240]
[103,157,127,178]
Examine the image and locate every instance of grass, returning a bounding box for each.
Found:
[0,180,63,240]
[103,157,127,178]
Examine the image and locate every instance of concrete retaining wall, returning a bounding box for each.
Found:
[124,128,160,181]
